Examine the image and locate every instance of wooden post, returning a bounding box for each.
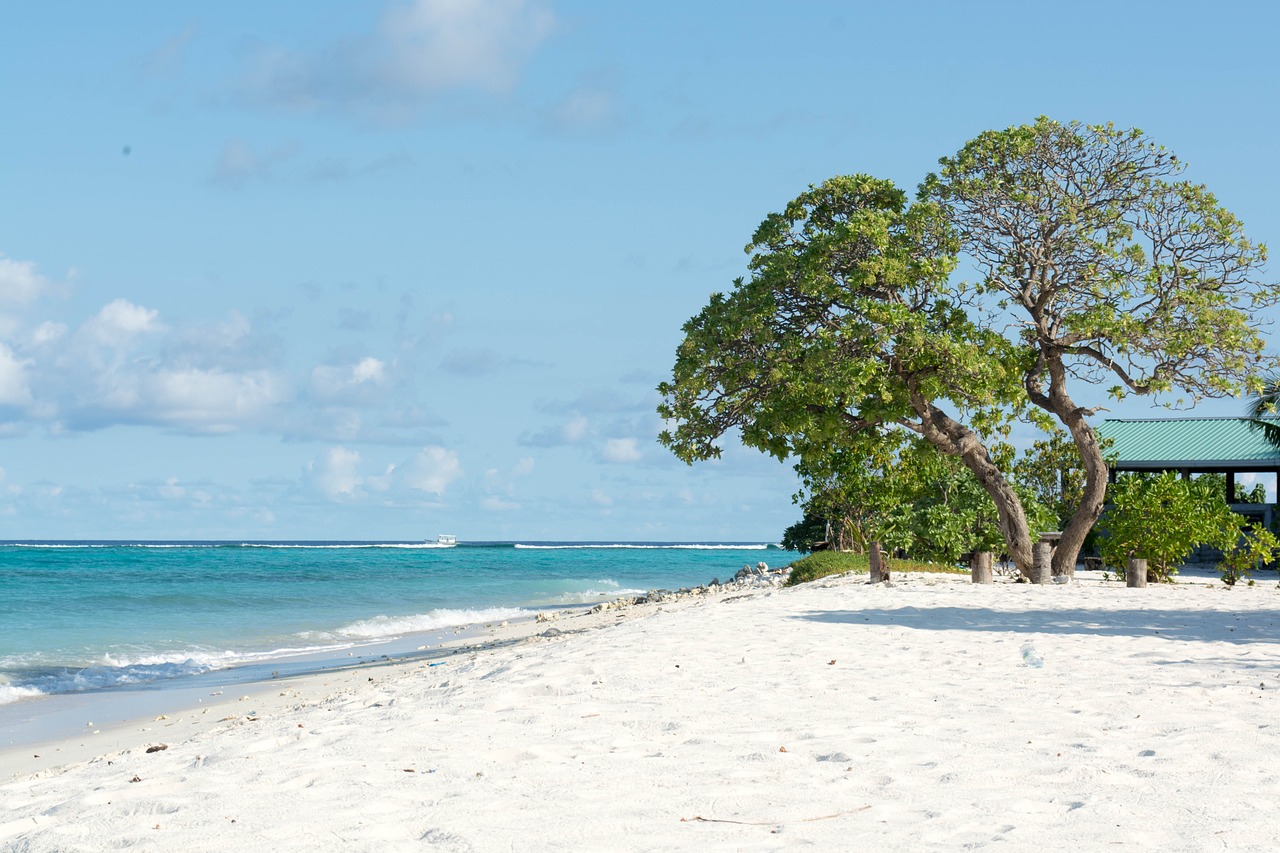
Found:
[869,541,885,583]
[1126,558,1148,588]
[1031,541,1052,585]
[970,551,993,584]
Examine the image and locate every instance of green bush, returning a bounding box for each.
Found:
[1099,472,1240,582]
[786,551,869,585]
[1219,525,1280,587]
[785,550,965,586]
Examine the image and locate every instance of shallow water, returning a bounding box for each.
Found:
[0,540,793,704]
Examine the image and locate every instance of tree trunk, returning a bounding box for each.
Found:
[1027,355,1109,577]
[1126,558,1148,588]
[1053,406,1109,577]
[1031,541,1052,584]
[907,397,1034,576]
[970,551,993,584]
[960,446,1034,576]
[869,541,886,583]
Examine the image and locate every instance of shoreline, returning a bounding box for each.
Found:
[4,569,1279,850]
[0,571,790,777]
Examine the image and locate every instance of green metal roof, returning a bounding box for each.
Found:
[1096,418,1280,470]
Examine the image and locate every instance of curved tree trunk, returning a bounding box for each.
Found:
[1030,356,1109,576]
[1054,408,1108,575]
[960,445,1034,576]
[906,394,1034,575]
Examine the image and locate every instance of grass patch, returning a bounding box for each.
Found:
[785,551,968,586]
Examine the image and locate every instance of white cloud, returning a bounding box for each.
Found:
[240,0,555,120]
[481,495,519,511]
[602,437,642,463]
[403,445,462,495]
[31,322,66,345]
[310,446,365,500]
[82,299,161,346]
[0,254,55,305]
[0,343,32,406]
[590,488,613,507]
[306,448,460,504]
[512,456,535,476]
[310,356,388,402]
[144,368,288,432]
[563,415,589,443]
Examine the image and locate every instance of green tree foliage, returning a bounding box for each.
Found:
[780,512,827,554]
[791,429,926,557]
[1245,376,1280,448]
[1013,431,1117,530]
[658,175,1040,572]
[789,432,1057,566]
[924,118,1279,576]
[1098,472,1241,582]
[907,449,1057,565]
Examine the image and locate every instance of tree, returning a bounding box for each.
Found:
[658,176,1041,572]
[791,429,926,557]
[780,512,827,554]
[908,446,1057,566]
[924,118,1279,576]
[1245,375,1280,448]
[1013,430,1115,531]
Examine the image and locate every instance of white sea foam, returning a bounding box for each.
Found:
[0,642,372,704]
[545,587,649,604]
[0,680,44,705]
[238,542,455,550]
[334,607,529,639]
[513,543,771,550]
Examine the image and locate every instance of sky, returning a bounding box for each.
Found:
[1,1,1279,541]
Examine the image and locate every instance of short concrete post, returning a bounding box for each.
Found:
[869,541,886,583]
[1126,558,1148,588]
[970,551,993,584]
[1031,541,1052,585]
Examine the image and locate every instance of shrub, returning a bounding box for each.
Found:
[1219,525,1280,587]
[1099,472,1240,582]
[786,551,868,585]
[784,551,966,586]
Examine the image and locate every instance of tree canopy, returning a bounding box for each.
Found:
[924,118,1278,571]
[657,175,1040,570]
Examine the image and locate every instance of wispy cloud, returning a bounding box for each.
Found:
[237,0,555,122]
[539,69,622,135]
[439,347,545,377]
[211,138,302,188]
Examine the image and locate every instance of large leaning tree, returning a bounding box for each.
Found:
[923,118,1280,574]
[657,175,1044,572]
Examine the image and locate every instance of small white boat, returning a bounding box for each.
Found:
[433,534,457,547]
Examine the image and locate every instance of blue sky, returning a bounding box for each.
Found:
[1,1,1278,540]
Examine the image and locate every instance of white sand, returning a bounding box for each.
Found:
[3,571,1279,851]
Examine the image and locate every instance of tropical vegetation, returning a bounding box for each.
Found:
[660,117,1280,580]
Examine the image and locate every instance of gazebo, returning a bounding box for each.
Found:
[1095,417,1280,528]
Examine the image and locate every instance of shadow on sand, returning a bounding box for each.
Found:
[794,605,1280,646]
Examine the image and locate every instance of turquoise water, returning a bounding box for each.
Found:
[0,541,794,704]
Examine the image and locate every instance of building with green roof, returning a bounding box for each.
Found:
[1095,417,1280,527]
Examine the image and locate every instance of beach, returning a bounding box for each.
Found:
[3,570,1279,851]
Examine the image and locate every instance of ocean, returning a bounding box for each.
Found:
[0,541,796,708]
